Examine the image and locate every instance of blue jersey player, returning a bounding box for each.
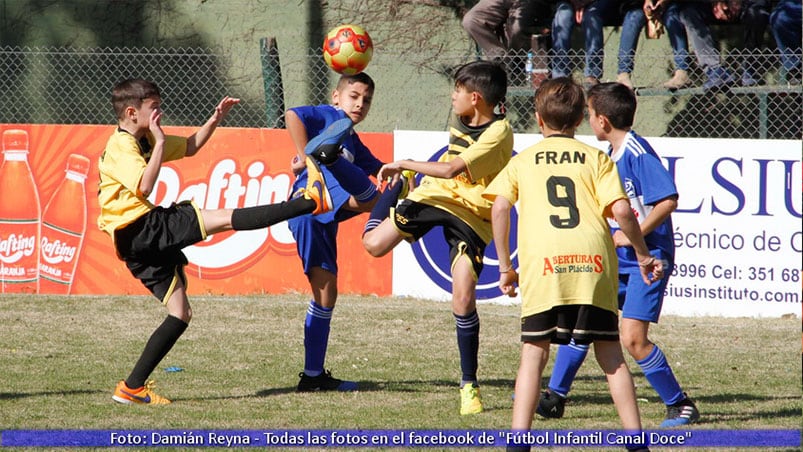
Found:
[285,72,383,391]
[538,82,700,427]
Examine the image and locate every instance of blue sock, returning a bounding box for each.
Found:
[548,339,590,397]
[327,158,378,202]
[454,310,480,385]
[637,345,684,405]
[364,181,403,235]
[303,300,332,377]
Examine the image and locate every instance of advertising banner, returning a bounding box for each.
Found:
[0,124,393,297]
[392,131,801,318]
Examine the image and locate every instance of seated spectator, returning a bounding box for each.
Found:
[769,0,802,84]
[639,0,769,89]
[552,0,672,89]
[736,0,770,86]
[676,1,738,90]
[640,0,694,89]
[615,1,647,88]
[462,0,556,85]
[551,0,618,87]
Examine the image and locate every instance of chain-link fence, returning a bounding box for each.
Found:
[1,45,800,139]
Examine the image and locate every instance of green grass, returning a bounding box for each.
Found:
[0,294,800,451]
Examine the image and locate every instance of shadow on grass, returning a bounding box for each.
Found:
[250,378,517,398]
[0,389,102,400]
[553,391,801,425]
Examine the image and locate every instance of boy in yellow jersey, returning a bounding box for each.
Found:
[355,60,513,415]
[484,77,661,452]
[98,78,330,405]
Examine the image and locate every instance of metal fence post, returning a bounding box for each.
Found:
[260,37,286,129]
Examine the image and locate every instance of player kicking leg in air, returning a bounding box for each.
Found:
[99,79,332,405]
[285,73,386,392]
[307,61,513,415]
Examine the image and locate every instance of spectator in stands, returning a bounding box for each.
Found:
[675,2,738,90]
[770,0,802,84]
[615,1,647,89]
[634,0,694,89]
[737,0,770,86]
[642,0,770,89]
[551,0,618,87]
[462,0,555,85]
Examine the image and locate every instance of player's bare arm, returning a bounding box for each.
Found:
[491,194,518,297]
[611,198,663,284]
[284,109,310,168]
[613,195,678,247]
[377,157,466,182]
[186,96,241,156]
[139,108,165,198]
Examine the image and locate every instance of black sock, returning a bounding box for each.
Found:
[126,315,188,389]
[454,310,480,384]
[231,197,314,231]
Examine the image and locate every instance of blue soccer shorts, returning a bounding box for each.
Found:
[287,214,339,276]
[618,260,672,323]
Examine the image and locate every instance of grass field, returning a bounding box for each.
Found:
[0,294,800,451]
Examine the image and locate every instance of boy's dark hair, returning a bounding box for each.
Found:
[112,79,161,120]
[587,82,636,130]
[454,60,507,108]
[534,77,585,132]
[337,72,375,93]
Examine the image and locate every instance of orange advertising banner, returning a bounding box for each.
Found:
[0,124,393,297]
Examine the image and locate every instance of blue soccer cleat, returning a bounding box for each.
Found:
[305,117,353,165]
[660,396,700,427]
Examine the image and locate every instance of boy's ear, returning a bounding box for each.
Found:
[471,91,481,105]
[331,89,340,105]
[597,113,612,131]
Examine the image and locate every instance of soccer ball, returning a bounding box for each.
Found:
[322,24,373,75]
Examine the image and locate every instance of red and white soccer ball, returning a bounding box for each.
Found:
[322,24,373,75]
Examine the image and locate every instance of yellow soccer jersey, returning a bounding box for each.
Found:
[97,128,187,237]
[407,114,513,243]
[484,136,626,317]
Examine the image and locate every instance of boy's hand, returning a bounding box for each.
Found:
[290,155,306,176]
[498,269,518,297]
[637,256,664,285]
[212,96,241,123]
[377,161,404,183]
[149,109,165,142]
[712,0,740,22]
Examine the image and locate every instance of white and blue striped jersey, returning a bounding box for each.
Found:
[607,131,678,273]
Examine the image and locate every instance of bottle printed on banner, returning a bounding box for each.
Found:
[39,154,90,295]
[0,129,41,293]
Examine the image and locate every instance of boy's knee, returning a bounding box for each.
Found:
[451,294,475,313]
[178,309,192,324]
[362,233,386,257]
[620,334,651,358]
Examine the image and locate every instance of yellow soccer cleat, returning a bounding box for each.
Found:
[459,383,483,415]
